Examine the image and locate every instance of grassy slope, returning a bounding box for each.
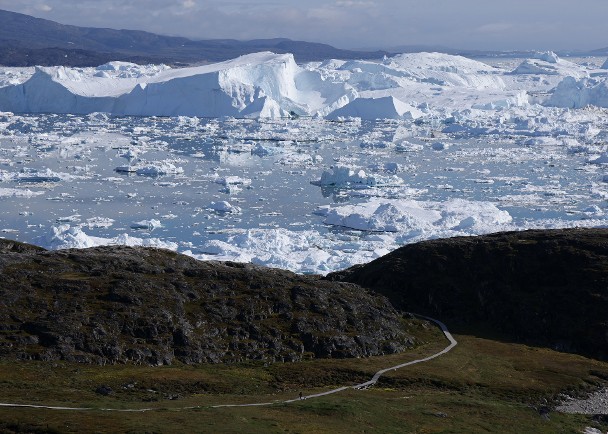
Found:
[0,333,606,433]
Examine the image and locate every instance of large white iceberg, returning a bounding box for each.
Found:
[326,96,423,120]
[321,198,513,236]
[546,77,608,108]
[0,50,541,119]
[0,52,353,118]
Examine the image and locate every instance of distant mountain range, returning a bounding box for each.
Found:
[592,47,608,56]
[0,9,389,66]
[0,9,605,67]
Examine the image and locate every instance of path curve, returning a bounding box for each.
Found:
[0,314,456,412]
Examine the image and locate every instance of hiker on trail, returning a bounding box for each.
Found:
[299,391,303,400]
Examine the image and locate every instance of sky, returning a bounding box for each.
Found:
[1,0,607,51]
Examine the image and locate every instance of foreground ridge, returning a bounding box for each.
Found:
[0,314,456,412]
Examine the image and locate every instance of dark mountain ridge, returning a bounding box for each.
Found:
[0,239,415,366]
[0,9,389,66]
[1,228,607,367]
[330,228,608,361]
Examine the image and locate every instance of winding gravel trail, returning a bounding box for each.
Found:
[0,314,457,412]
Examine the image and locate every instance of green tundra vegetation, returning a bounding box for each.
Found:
[0,230,607,433]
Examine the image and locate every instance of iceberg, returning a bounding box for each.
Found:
[326,96,423,120]
[322,198,512,235]
[0,52,354,119]
[314,165,405,188]
[547,77,608,109]
[0,50,539,119]
[39,225,178,251]
[208,201,242,214]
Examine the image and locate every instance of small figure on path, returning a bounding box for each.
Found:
[299,391,303,400]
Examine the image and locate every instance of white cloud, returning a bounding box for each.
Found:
[335,0,375,7]
[475,23,514,34]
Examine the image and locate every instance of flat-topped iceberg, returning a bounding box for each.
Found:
[0,52,353,118]
[0,50,555,119]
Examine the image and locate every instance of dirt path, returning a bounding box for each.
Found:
[0,314,457,412]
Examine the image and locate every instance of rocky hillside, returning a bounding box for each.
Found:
[0,239,416,366]
[330,228,608,360]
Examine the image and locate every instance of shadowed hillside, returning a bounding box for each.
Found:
[330,228,608,361]
[0,240,416,365]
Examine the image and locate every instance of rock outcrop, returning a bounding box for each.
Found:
[330,228,608,360]
[0,240,415,365]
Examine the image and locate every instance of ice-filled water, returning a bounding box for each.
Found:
[1,52,608,274]
[0,111,607,274]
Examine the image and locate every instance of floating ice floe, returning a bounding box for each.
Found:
[394,140,424,152]
[588,153,608,164]
[189,228,342,274]
[56,215,81,223]
[118,147,141,162]
[511,52,587,79]
[130,219,163,230]
[321,200,439,233]
[582,205,604,216]
[85,217,115,228]
[314,165,404,188]
[0,188,44,198]
[216,176,252,187]
[215,175,252,194]
[251,143,282,157]
[207,201,242,214]
[15,173,62,183]
[39,225,178,251]
[431,141,450,151]
[13,168,80,183]
[320,198,513,236]
[367,162,402,173]
[135,162,184,177]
